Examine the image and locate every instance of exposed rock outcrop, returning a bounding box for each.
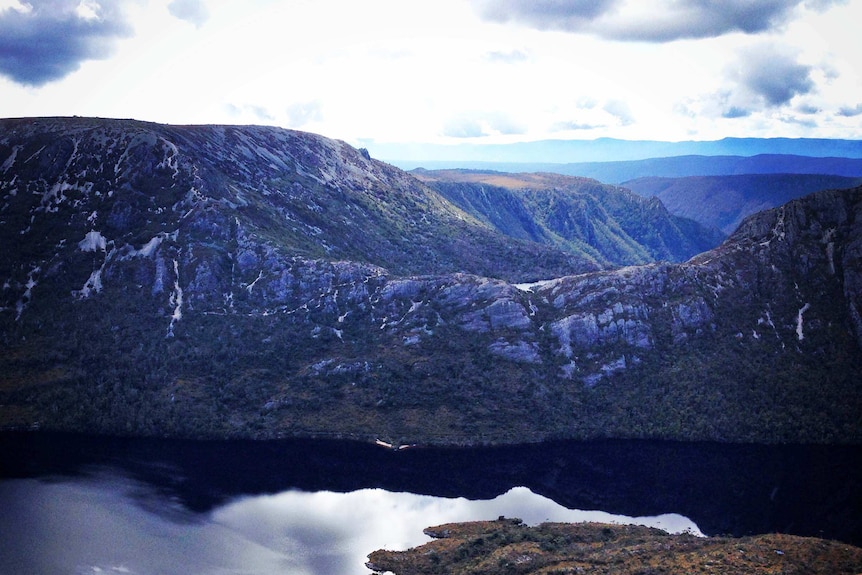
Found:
[1,118,860,444]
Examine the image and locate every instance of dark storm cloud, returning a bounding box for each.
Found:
[0,1,133,87]
[168,0,210,28]
[733,46,814,107]
[470,0,847,42]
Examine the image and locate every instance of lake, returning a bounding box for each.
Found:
[1,432,859,574]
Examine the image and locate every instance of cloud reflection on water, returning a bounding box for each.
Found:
[0,473,701,575]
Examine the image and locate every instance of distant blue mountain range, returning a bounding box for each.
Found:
[372,137,862,166]
[399,154,862,184]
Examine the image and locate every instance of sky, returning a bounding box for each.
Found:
[1,0,861,152]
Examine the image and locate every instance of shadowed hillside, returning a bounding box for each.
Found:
[625,173,862,233]
[415,169,725,265]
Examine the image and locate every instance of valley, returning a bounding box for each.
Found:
[1,117,860,446]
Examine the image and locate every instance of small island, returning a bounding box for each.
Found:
[367,519,862,575]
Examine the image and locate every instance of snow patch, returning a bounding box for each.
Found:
[75,268,104,298]
[245,270,264,293]
[514,278,558,292]
[15,266,40,320]
[74,243,115,299]
[771,207,786,242]
[24,145,46,164]
[156,138,180,179]
[823,228,837,275]
[796,303,811,341]
[136,235,163,258]
[79,230,107,252]
[167,259,183,337]
[1,145,21,172]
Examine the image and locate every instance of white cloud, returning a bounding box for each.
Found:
[838,103,862,117]
[167,0,210,28]
[0,0,859,143]
[470,0,851,42]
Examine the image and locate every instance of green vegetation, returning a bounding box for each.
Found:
[417,170,726,267]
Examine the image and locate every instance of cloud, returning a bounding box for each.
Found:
[550,98,634,132]
[286,100,323,128]
[603,99,634,125]
[225,103,280,124]
[442,117,488,138]
[442,112,525,138]
[780,114,818,128]
[838,104,862,117]
[485,49,529,63]
[470,0,848,42]
[551,120,605,131]
[0,0,133,86]
[701,45,817,119]
[473,0,618,31]
[731,45,814,107]
[168,0,210,28]
[796,103,820,114]
[722,106,752,119]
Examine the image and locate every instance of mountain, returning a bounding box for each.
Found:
[624,173,862,234]
[371,138,862,166]
[414,169,725,265]
[1,118,860,445]
[393,155,862,184]
[0,117,596,285]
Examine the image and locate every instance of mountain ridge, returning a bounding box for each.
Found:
[394,155,862,184]
[1,118,860,445]
[371,137,862,166]
[414,169,725,266]
[624,173,862,233]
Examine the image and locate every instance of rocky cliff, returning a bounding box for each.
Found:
[415,169,726,265]
[1,118,860,444]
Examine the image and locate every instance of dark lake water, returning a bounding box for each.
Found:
[1,432,859,574]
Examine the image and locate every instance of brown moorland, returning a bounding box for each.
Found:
[367,519,862,575]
